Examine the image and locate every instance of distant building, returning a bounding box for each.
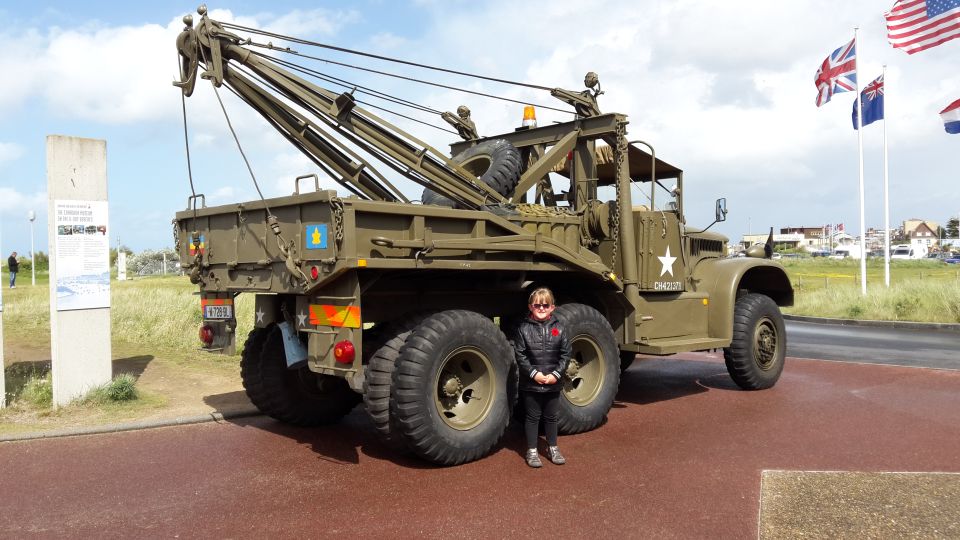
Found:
[739,232,806,251]
[907,220,938,251]
[902,219,938,237]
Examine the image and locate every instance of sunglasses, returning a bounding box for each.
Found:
[531,303,553,309]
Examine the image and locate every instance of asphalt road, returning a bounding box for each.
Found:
[785,320,959,370]
[1,352,958,538]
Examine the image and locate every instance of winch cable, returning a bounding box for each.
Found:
[179,88,198,230]
[197,48,274,220]
[267,46,572,114]
[219,81,370,200]
[224,23,573,114]
[229,62,410,202]
[204,67,303,266]
[254,50,442,115]
[222,22,560,92]
[250,52,458,135]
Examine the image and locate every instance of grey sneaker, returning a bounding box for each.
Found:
[547,446,566,465]
[525,449,542,468]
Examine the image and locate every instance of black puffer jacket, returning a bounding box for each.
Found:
[513,314,571,393]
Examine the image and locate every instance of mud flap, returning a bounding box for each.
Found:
[278,321,308,369]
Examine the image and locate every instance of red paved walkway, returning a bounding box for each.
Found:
[1,354,957,538]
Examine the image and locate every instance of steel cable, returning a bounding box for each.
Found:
[223,22,573,114]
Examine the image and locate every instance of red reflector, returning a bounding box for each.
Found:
[199,325,214,345]
[311,266,319,280]
[333,340,355,364]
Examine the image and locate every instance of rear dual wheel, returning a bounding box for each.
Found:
[240,324,359,426]
[362,315,430,452]
[390,310,516,466]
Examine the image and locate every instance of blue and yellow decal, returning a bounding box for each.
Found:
[305,224,328,249]
[189,234,205,256]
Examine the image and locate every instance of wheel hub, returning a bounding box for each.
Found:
[441,374,463,398]
[432,346,496,431]
[566,359,580,378]
[754,320,778,369]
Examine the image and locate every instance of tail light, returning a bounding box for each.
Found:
[199,324,214,346]
[333,340,355,364]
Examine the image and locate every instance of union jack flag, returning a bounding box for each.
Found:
[862,75,884,100]
[814,38,857,107]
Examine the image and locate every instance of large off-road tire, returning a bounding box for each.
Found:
[421,139,522,207]
[390,310,515,465]
[362,314,429,452]
[240,325,273,412]
[723,293,786,390]
[257,326,361,426]
[553,304,621,434]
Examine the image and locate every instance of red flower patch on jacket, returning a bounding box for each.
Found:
[551,328,560,337]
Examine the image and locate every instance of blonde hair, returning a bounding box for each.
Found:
[528,287,555,306]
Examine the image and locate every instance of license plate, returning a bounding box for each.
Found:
[204,305,233,320]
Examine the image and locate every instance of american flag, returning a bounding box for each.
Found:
[886,0,960,55]
[814,39,857,107]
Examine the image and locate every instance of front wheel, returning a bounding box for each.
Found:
[553,303,620,434]
[723,293,786,390]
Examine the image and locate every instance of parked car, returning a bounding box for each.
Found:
[945,254,960,265]
[891,244,928,260]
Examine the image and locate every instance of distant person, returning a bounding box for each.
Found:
[513,286,571,468]
[8,251,18,288]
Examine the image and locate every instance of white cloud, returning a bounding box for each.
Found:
[40,22,182,124]
[0,143,25,166]
[0,187,46,213]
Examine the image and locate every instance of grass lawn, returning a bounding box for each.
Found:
[780,258,960,323]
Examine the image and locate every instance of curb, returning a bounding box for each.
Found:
[784,314,960,332]
[0,406,262,444]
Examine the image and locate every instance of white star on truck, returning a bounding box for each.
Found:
[658,246,677,277]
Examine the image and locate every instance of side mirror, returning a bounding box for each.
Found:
[715,198,727,222]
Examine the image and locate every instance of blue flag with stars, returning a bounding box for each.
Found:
[852,75,884,129]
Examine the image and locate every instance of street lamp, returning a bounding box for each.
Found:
[28,210,35,286]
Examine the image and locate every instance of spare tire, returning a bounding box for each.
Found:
[422,139,522,207]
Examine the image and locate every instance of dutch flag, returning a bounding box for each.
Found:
[940,98,960,134]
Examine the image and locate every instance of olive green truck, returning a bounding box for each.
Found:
[173,7,793,465]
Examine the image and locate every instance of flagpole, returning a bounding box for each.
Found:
[882,64,890,287]
[854,27,867,295]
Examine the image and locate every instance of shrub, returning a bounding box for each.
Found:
[126,249,181,276]
[846,304,864,318]
[19,373,53,407]
[85,374,139,404]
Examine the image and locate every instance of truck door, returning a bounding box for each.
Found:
[636,211,685,292]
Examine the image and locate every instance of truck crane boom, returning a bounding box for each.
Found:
[175,8,507,209]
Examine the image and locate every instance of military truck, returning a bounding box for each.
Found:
[172,7,793,465]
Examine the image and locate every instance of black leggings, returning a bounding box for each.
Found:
[523,391,560,448]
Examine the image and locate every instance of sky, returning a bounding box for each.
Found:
[1,0,959,256]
